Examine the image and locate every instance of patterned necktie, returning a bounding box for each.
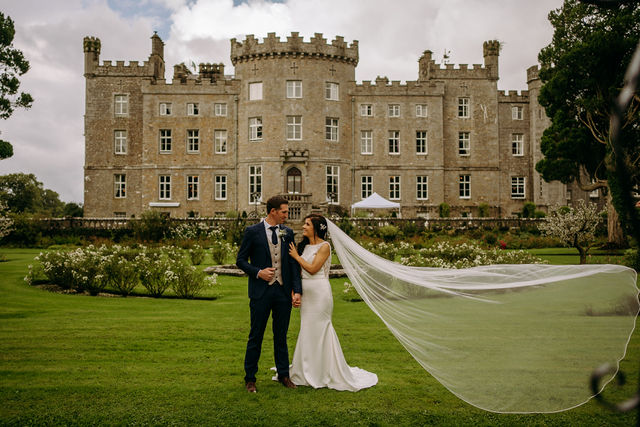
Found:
[269,226,278,245]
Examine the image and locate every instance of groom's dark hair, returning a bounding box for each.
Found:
[266,196,288,214]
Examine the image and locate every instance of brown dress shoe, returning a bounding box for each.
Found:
[278,376,297,389]
[245,381,257,393]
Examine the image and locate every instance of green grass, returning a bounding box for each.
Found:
[0,248,638,425]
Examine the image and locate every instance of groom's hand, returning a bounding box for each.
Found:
[258,268,275,282]
[292,292,301,308]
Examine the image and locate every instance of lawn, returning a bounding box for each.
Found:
[0,248,638,426]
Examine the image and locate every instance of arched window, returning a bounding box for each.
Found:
[287,167,302,194]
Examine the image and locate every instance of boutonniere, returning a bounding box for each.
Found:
[278,228,287,240]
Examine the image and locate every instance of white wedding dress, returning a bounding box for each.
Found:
[289,242,378,391]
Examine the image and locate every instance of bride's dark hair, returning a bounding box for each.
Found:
[296,214,328,255]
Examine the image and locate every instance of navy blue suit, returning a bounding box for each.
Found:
[236,221,302,383]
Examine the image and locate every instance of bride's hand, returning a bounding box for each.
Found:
[288,242,299,260]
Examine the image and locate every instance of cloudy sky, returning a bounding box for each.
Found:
[0,0,563,204]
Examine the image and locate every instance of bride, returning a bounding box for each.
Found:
[286,214,378,391]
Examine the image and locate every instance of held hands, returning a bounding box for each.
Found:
[292,291,301,308]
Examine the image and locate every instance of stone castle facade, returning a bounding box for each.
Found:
[83,32,599,220]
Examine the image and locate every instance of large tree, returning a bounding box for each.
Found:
[0,12,33,159]
[536,0,640,246]
[0,173,66,216]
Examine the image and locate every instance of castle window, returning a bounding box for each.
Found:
[459,174,470,199]
[249,82,263,101]
[361,176,372,199]
[286,80,302,98]
[512,133,524,156]
[416,104,428,117]
[187,103,199,116]
[249,117,263,141]
[215,175,227,200]
[159,102,172,116]
[187,129,200,153]
[511,177,525,199]
[159,129,172,153]
[416,131,427,155]
[249,165,262,204]
[388,130,400,154]
[114,130,127,154]
[388,104,400,118]
[512,106,523,120]
[326,165,339,204]
[589,179,599,198]
[325,118,338,141]
[325,82,339,101]
[458,132,470,156]
[458,98,470,118]
[389,176,401,200]
[360,130,373,154]
[287,167,302,194]
[114,174,126,198]
[360,104,373,117]
[214,103,227,116]
[286,116,302,140]
[114,95,128,116]
[187,175,199,200]
[215,130,227,153]
[416,176,429,200]
[159,175,171,200]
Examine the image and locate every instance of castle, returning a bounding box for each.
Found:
[83,32,597,219]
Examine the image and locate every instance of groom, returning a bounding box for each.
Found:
[236,195,302,393]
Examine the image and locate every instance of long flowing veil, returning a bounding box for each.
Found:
[326,219,638,413]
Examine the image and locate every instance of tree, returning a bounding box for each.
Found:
[539,200,605,264]
[0,173,65,216]
[536,0,640,246]
[0,12,33,159]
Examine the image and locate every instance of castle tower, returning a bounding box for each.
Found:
[83,36,101,76]
[483,40,500,81]
[149,32,165,80]
[230,32,359,211]
[527,65,566,208]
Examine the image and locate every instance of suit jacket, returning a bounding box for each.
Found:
[236,221,302,299]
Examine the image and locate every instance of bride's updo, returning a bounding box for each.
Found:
[296,214,328,255]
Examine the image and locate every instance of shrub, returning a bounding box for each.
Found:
[439,203,450,218]
[188,244,206,265]
[171,262,217,298]
[378,225,400,242]
[478,203,490,218]
[136,248,180,297]
[132,210,173,242]
[102,246,140,296]
[341,281,363,302]
[211,241,237,265]
[522,202,536,218]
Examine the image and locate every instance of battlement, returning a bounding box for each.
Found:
[526,65,540,84]
[230,32,359,65]
[498,90,529,102]
[93,60,155,77]
[418,41,500,82]
[83,36,101,54]
[355,76,443,95]
[144,77,240,92]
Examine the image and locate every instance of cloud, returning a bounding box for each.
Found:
[0,0,562,204]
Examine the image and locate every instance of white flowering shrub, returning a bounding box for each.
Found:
[399,241,544,268]
[102,245,140,296]
[538,200,604,264]
[172,222,224,241]
[171,262,218,298]
[211,241,238,265]
[135,248,182,297]
[0,200,12,241]
[188,244,206,265]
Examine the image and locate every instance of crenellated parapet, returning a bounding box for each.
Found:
[230,32,359,65]
[418,41,500,82]
[92,60,156,77]
[354,76,444,96]
[526,65,540,84]
[498,90,529,103]
[143,77,240,93]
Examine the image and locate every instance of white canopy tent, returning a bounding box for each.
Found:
[351,192,401,217]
